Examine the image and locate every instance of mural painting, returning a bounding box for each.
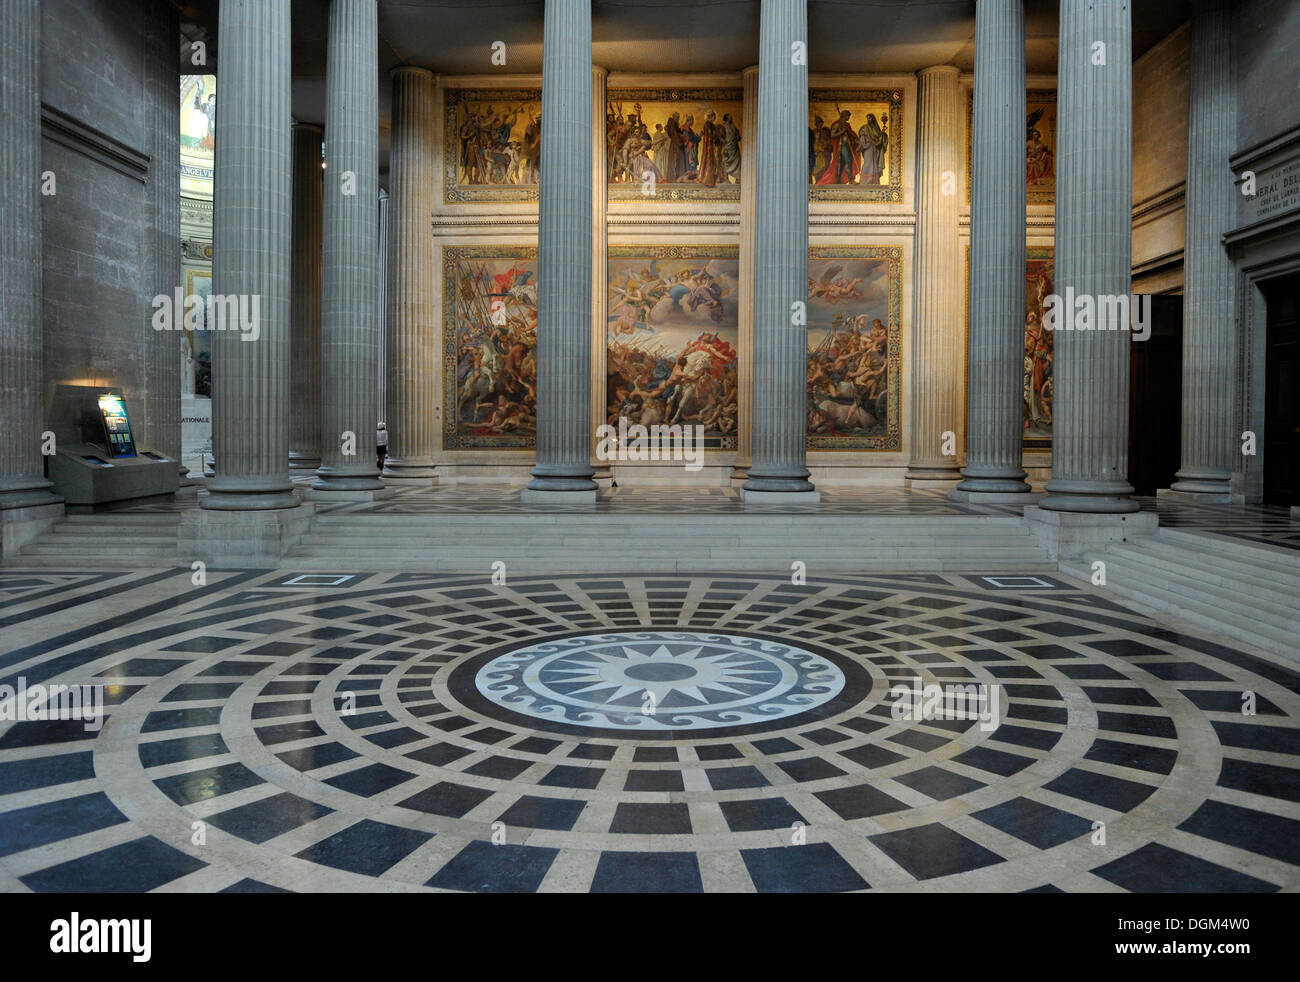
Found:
[967,88,1056,205]
[806,247,903,451]
[1024,247,1055,445]
[442,247,538,449]
[443,89,543,203]
[607,246,739,450]
[606,89,744,201]
[808,90,904,202]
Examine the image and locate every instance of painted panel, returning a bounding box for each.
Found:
[606,89,744,201]
[808,89,904,202]
[966,88,1057,205]
[443,89,543,203]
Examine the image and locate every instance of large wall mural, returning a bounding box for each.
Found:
[966,89,1056,205]
[1024,247,1055,446]
[443,89,542,203]
[808,89,904,202]
[606,89,744,201]
[443,246,539,450]
[806,247,903,451]
[607,246,739,449]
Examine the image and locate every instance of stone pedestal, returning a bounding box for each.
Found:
[951,0,1031,501]
[525,0,597,500]
[743,0,816,504]
[1023,505,1157,560]
[179,504,315,565]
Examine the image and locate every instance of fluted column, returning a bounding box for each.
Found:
[524,0,596,500]
[591,65,611,485]
[952,0,1032,499]
[1170,0,1236,498]
[377,187,389,429]
[204,0,297,510]
[314,0,383,492]
[145,0,183,476]
[1040,0,1138,513]
[289,123,323,472]
[732,63,760,485]
[383,67,437,483]
[0,0,59,515]
[907,65,963,484]
[743,0,816,502]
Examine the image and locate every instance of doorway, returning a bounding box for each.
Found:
[1262,273,1299,507]
[1129,294,1183,495]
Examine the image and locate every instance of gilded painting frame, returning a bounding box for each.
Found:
[606,88,744,202]
[808,88,905,203]
[443,88,543,204]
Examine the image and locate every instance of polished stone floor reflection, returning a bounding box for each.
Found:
[1,567,1297,892]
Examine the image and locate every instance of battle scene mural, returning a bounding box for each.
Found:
[444,89,543,203]
[808,90,904,202]
[607,246,739,450]
[443,247,539,449]
[806,247,903,451]
[606,89,744,201]
[1024,247,1055,445]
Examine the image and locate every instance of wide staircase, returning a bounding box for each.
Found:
[11,511,180,568]
[285,512,1055,574]
[1060,527,1300,659]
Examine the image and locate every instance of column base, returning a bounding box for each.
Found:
[300,486,396,502]
[741,488,821,506]
[0,500,65,559]
[1039,478,1141,515]
[311,467,386,493]
[904,464,962,485]
[1022,504,1157,560]
[952,467,1031,496]
[948,488,1042,505]
[520,487,597,506]
[382,456,437,483]
[729,464,750,489]
[179,502,314,565]
[1158,487,1232,505]
[288,452,322,472]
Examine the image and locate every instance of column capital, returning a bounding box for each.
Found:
[390,64,434,81]
[743,64,759,80]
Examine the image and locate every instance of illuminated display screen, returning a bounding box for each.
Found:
[97,394,137,458]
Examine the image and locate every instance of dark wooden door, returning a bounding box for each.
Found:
[1263,274,1299,507]
[1129,294,1183,495]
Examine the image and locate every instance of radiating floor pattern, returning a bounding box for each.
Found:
[1,567,1297,893]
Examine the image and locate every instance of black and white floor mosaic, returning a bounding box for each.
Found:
[1,568,1298,893]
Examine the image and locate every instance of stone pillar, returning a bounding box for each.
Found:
[523,0,596,502]
[732,63,760,487]
[742,0,817,504]
[202,0,297,511]
[1039,0,1139,514]
[906,65,964,486]
[1169,0,1236,499]
[145,0,184,479]
[383,67,437,483]
[377,187,389,431]
[289,123,323,472]
[313,0,385,494]
[0,0,62,555]
[951,0,1033,502]
[591,65,611,488]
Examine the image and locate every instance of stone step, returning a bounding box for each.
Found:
[1099,555,1296,634]
[1157,527,1300,571]
[1103,541,1300,610]
[279,553,1054,573]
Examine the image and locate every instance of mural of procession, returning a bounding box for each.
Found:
[806,249,903,451]
[443,89,542,202]
[808,90,904,202]
[605,89,744,200]
[442,247,539,449]
[606,248,740,449]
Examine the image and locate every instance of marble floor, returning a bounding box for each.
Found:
[1,565,1298,892]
